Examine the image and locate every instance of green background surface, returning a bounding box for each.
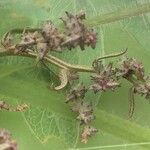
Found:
[0,0,150,150]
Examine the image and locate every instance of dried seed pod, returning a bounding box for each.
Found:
[66,84,87,103]
[81,126,98,143]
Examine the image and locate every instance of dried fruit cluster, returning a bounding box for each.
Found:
[0,129,17,150]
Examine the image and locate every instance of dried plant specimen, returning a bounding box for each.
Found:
[0,11,150,144]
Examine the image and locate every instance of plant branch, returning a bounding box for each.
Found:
[0,48,127,73]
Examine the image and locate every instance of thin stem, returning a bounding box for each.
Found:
[46,54,94,72]
[96,48,127,61]
[0,47,127,72]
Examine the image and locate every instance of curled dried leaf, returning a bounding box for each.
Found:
[54,68,68,90]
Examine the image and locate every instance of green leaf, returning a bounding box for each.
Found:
[0,0,150,150]
[22,106,79,147]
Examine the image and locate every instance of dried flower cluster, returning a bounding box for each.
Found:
[2,11,96,59]
[0,129,17,150]
[91,61,120,93]
[65,56,150,142]
[67,84,97,143]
